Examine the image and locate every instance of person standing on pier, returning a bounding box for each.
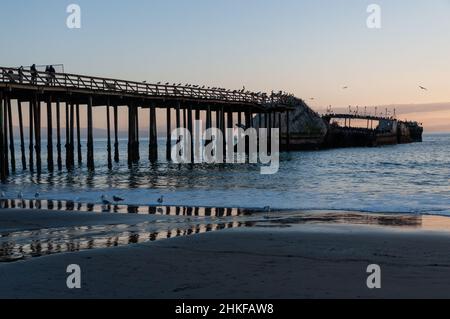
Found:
[45,65,51,85]
[18,66,24,83]
[30,64,37,84]
[49,65,56,85]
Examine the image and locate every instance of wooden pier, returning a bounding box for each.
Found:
[0,66,295,181]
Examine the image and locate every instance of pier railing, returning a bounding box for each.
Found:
[0,66,291,108]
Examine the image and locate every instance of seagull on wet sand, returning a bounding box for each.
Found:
[101,195,111,205]
[113,196,124,203]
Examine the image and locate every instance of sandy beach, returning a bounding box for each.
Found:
[1,209,450,299]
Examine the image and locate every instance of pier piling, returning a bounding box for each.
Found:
[106,101,112,169]
[76,104,82,165]
[46,98,54,171]
[56,100,62,170]
[7,97,15,173]
[0,91,5,181]
[29,99,34,172]
[87,96,94,170]
[149,106,158,162]
[113,105,119,163]
[166,107,171,161]
[17,101,26,170]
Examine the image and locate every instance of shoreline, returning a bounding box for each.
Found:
[2,209,450,298]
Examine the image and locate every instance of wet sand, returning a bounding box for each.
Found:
[1,209,450,298]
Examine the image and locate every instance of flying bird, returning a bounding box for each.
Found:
[342,86,348,90]
[419,86,428,91]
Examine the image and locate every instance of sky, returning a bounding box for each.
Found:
[1,0,450,131]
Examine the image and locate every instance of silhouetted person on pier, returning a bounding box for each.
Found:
[7,70,14,83]
[18,66,24,83]
[30,64,37,84]
[49,65,56,85]
[45,65,51,85]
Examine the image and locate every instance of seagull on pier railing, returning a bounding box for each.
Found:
[236,124,247,130]
[419,85,428,91]
[157,196,164,205]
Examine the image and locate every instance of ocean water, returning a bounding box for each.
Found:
[1,133,449,216]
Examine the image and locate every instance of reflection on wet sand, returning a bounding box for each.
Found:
[0,221,254,262]
[259,212,424,228]
[0,199,250,217]
[2,198,448,264]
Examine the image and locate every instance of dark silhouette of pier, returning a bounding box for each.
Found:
[0,66,296,180]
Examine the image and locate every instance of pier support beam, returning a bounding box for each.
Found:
[127,104,139,165]
[114,105,119,163]
[149,106,158,162]
[29,100,34,172]
[46,98,54,171]
[0,91,5,181]
[166,107,171,161]
[226,111,233,161]
[65,102,70,169]
[3,95,8,176]
[17,101,26,170]
[188,106,194,163]
[76,104,82,165]
[69,103,75,168]
[87,97,94,170]
[106,101,112,169]
[7,97,15,173]
[221,107,226,158]
[56,100,62,170]
[286,111,291,152]
[34,97,41,174]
